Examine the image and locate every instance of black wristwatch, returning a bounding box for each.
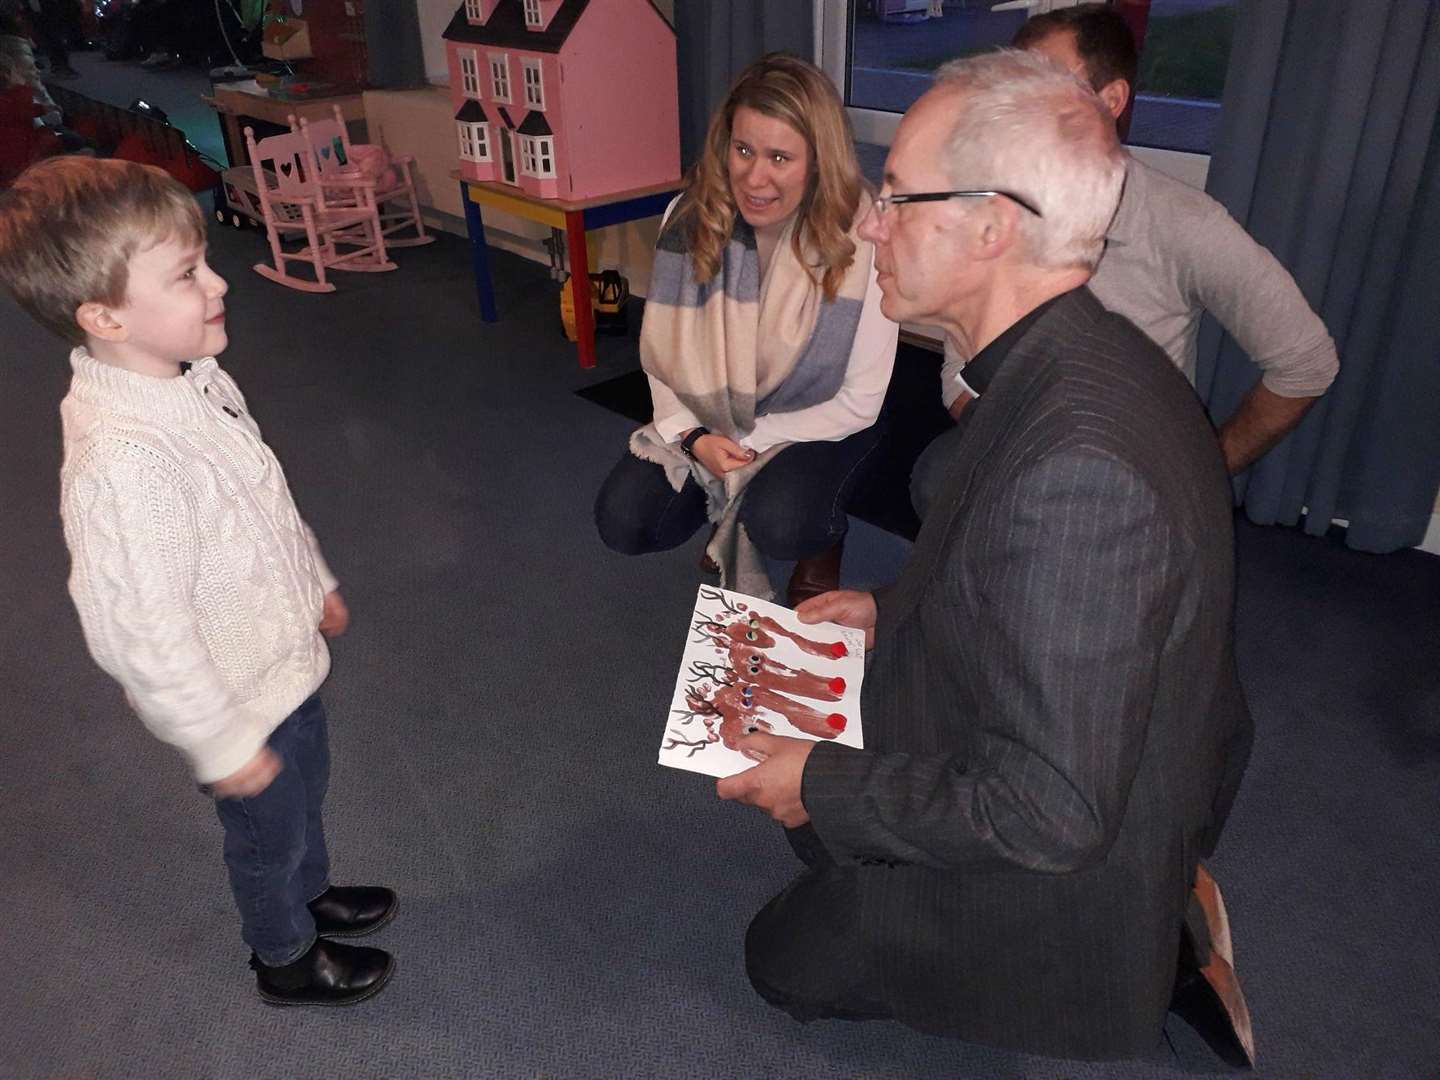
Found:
[680,426,710,459]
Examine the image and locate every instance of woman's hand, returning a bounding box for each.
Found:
[691,433,757,477]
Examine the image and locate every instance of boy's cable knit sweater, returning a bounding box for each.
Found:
[58,348,339,783]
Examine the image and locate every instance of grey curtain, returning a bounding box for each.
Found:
[364,3,427,88]
[673,0,813,168]
[1196,0,1440,552]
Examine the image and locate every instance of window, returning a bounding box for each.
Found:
[843,2,1026,117]
[1130,1,1237,154]
[459,122,491,163]
[473,123,491,162]
[458,122,476,160]
[465,0,482,21]
[522,59,544,109]
[489,53,511,102]
[829,0,1237,156]
[517,136,556,178]
[459,50,479,98]
[523,0,542,27]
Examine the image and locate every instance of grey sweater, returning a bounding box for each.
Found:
[941,156,1339,407]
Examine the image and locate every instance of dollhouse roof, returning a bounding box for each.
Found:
[442,0,590,54]
[442,0,672,54]
[455,99,489,122]
[516,111,552,136]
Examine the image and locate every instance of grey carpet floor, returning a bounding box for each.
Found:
[2,202,1438,1079]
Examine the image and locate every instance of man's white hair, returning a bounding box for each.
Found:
[932,49,1124,272]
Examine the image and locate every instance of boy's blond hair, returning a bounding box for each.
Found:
[0,156,205,345]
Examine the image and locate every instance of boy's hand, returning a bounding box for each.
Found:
[319,589,349,637]
[210,747,282,799]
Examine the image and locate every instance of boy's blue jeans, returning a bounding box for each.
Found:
[211,695,331,967]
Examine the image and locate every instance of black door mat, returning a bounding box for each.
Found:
[574,369,653,425]
[574,343,951,542]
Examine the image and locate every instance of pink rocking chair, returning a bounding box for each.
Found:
[244,125,397,294]
[293,105,435,249]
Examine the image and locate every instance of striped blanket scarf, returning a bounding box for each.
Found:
[628,201,872,599]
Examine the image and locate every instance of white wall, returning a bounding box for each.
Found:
[416,0,459,84]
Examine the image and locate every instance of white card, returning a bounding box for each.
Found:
[659,586,866,778]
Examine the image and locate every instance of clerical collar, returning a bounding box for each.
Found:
[955,291,1071,399]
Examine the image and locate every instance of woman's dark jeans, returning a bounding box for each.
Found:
[594,424,885,560]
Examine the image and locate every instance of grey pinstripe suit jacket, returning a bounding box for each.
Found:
[794,287,1252,1059]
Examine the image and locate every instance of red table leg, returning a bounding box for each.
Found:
[565,210,596,369]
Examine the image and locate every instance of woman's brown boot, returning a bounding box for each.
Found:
[786,538,844,608]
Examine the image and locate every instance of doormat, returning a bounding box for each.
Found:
[573,369,652,425]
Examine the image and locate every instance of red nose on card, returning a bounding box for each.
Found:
[830,641,847,658]
[826,713,846,731]
[829,677,846,694]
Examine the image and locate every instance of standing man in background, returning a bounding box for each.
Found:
[913,3,1338,517]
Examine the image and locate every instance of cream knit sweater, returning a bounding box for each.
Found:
[59,348,338,783]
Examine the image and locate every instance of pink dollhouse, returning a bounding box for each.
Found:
[442,0,679,200]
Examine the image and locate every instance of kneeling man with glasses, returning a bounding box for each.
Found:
[716,50,1252,1064]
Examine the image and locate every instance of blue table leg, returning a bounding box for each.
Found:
[460,181,498,323]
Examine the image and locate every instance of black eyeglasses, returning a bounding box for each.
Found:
[872,189,1043,218]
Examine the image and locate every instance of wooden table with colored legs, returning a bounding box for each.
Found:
[457,176,681,369]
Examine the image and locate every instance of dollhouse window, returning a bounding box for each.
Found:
[518,135,554,178]
[465,0,483,21]
[459,51,480,98]
[489,54,511,102]
[522,59,544,109]
[534,136,555,178]
[458,122,491,163]
[523,0,542,27]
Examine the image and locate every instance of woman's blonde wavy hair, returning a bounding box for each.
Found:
[672,53,865,300]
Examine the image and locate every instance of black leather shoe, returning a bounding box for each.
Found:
[307,885,398,938]
[250,937,394,1006]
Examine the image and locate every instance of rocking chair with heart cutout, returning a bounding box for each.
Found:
[244,125,397,294]
[293,105,435,250]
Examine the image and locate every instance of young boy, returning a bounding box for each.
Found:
[0,156,396,1006]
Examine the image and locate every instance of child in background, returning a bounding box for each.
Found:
[0,10,89,154]
[0,156,396,1006]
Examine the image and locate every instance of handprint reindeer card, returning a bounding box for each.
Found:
[659,586,866,778]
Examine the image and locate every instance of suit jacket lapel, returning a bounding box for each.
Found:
[881,296,1087,629]
[882,364,1023,625]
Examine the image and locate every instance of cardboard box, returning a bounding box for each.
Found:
[262,18,312,61]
